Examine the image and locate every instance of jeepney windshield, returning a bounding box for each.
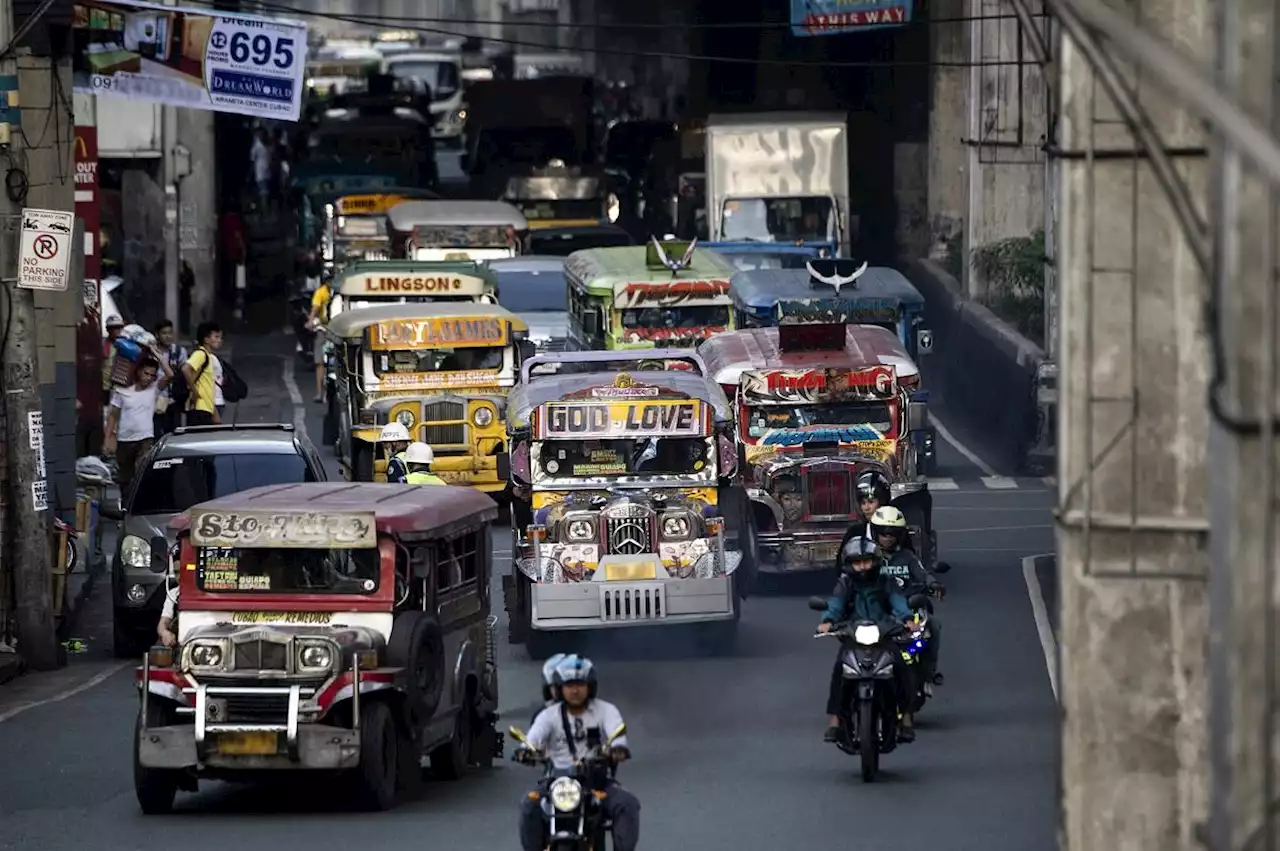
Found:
[538,436,712,478]
[721,196,835,244]
[745,401,895,439]
[620,304,730,330]
[194,546,380,595]
[372,346,505,374]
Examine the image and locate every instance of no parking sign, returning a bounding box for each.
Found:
[18,207,74,291]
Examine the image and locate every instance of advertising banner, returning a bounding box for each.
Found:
[790,0,914,36]
[369,316,508,349]
[71,0,308,121]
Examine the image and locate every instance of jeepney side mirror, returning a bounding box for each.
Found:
[583,309,600,337]
[916,328,934,356]
[906,401,930,433]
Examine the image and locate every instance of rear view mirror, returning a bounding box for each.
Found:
[508,726,529,746]
[583,309,600,337]
[907,401,929,432]
[807,595,827,612]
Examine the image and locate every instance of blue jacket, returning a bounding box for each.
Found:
[385,454,408,484]
[821,573,912,630]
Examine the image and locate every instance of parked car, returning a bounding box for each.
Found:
[109,424,328,656]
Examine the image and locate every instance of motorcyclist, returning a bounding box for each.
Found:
[871,505,945,688]
[834,470,893,569]
[378,422,411,483]
[818,537,917,744]
[403,442,447,485]
[516,655,640,851]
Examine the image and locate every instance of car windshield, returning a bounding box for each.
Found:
[195,546,379,595]
[373,346,505,374]
[745,402,895,438]
[723,252,815,271]
[129,453,317,516]
[721,196,835,243]
[386,60,460,99]
[495,273,567,312]
[620,305,730,330]
[538,437,710,478]
[531,231,632,256]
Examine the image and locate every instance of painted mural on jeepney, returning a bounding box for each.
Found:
[617,279,730,309]
[744,436,897,463]
[774,297,900,326]
[741,365,896,405]
[412,225,517,248]
[620,326,728,347]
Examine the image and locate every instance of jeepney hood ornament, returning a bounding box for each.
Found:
[805,259,867,296]
[650,235,697,272]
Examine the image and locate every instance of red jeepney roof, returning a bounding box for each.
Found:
[700,325,919,386]
[168,483,497,536]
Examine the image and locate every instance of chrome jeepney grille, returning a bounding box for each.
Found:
[224,692,289,722]
[604,505,655,555]
[233,640,288,671]
[805,469,854,519]
[423,400,465,421]
[422,423,468,445]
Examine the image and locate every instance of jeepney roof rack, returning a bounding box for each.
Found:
[645,235,697,275]
[521,348,707,383]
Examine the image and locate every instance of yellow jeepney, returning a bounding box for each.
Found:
[329,260,499,319]
[326,303,532,492]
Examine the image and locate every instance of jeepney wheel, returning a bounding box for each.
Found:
[386,612,445,725]
[429,697,474,780]
[133,701,181,815]
[351,700,400,811]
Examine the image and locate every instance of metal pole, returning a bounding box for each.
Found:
[0,0,57,671]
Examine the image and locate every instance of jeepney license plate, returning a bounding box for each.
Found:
[604,559,659,581]
[216,732,279,755]
[810,542,840,563]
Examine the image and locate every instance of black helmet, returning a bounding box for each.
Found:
[856,471,890,504]
[840,537,883,584]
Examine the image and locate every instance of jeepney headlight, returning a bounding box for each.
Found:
[298,643,334,671]
[395,410,416,430]
[661,513,695,541]
[190,643,224,668]
[120,534,151,568]
[549,776,583,812]
[472,406,494,427]
[606,192,621,223]
[565,518,595,542]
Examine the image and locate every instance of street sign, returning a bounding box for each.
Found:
[18,208,74,291]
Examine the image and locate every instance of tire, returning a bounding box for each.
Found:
[725,488,758,598]
[385,612,445,725]
[351,701,399,811]
[429,701,473,780]
[858,700,879,782]
[134,701,180,814]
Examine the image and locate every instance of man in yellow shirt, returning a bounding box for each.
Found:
[181,322,224,426]
[403,442,447,485]
[306,270,333,403]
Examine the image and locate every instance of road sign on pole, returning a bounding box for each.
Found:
[17,207,74,291]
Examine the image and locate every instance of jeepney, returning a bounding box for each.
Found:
[325,190,441,264]
[330,260,499,318]
[326,303,531,491]
[387,200,528,262]
[501,161,620,230]
[701,320,940,573]
[502,350,749,654]
[564,239,738,350]
[730,259,932,360]
[133,483,501,814]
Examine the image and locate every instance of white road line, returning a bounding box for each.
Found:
[1022,554,1059,699]
[927,477,959,490]
[281,356,308,437]
[981,476,1019,489]
[931,415,999,477]
[0,661,131,725]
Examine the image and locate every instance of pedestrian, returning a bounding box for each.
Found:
[181,321,224,426]
[251,128,273,208]
[104,348,173,497]
[102,313,124,396]
[152,318,187,437]
[306,269,333,403]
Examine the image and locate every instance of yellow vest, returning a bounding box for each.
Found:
[406,470,447,485]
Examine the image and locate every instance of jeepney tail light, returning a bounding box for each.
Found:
[529,524,548,543]
[148,646,175,668]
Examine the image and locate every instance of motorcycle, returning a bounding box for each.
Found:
[509,722,627,851]
[809,596,920,782]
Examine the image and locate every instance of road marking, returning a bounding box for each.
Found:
[932,415,999,477]
[1022,554,1059,699]
[982,476,1019,489]
[281,356,308,437]
[927,477,959,490]
[0,661,131,725]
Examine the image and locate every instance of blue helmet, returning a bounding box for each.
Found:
[553,654,598,697]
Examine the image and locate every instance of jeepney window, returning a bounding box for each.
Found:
[745,401,895,439]
[194,546,379,594]
[538,436,712,478]
[373,347,504,375]
[433,532,480,593]
[620,305,729,330]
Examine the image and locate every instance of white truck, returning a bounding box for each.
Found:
[705,112,851,257]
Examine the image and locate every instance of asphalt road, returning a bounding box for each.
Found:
[0,341,1059,851]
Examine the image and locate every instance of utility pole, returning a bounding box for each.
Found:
[0,0,57,670]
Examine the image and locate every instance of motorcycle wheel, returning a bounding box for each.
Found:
[858,700,879,782]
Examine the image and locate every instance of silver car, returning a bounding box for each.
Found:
[487,255,572,351]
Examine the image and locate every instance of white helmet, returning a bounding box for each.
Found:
[871,506,907,528]
[404,442,434,465]
[378,422,410,442]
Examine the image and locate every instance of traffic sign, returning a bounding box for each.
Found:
[18,208,74,291]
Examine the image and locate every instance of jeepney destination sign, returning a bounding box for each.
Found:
[369,316,507,349]
[742,365,896,404]
[190,510,378,549]
[539,400,704,438]
[340,273,485,296]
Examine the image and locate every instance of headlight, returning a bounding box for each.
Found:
[853,624,882,646]
[395,410,415,429]
[299,644,333,670]
[190,644,223,667]
[549,776,582,812]
[606,192,621,223]
[661,514,692,540]
[120,534,152,569]
[472,406,494,427]
[565,518,594,542]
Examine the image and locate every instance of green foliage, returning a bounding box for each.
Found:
[971,229,1046,346]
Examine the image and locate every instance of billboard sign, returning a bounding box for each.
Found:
[790,0,913,35]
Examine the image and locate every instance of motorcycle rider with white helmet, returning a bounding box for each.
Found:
[403,442,447,485]
[378,422,411,483]
[515,655,640,851]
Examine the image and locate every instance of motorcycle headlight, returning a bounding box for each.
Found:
[549,776,582,812]
[853,624,881,646]
[661,514,692,540]
[565,518,595,542]
[606,192,621,223]
[395,410,415,430]
[120,534,152,569]
[190,643,223,668]
[472,406,494,427]
[298,643,333,671]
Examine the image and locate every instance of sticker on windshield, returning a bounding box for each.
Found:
[152,458,184,469]
[238,575,271,591]
[573,463,627,476]
[201,551,240,591]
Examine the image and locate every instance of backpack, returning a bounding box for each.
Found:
[220,359,249,403]
[172,349,210,411]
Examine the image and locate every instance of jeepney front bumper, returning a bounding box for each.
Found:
[139,722,362,771]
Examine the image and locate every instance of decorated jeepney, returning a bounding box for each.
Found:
[324,190,440,264]
[330,260,499,318]
[502,350,750,653]
[701,318,939,573]
[387,200,529,262]
[501,161,620,230]
[325,303,532,491]
[563,239,737,350]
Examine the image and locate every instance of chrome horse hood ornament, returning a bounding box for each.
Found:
[650,236,698,272]
[806,259,868,296]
